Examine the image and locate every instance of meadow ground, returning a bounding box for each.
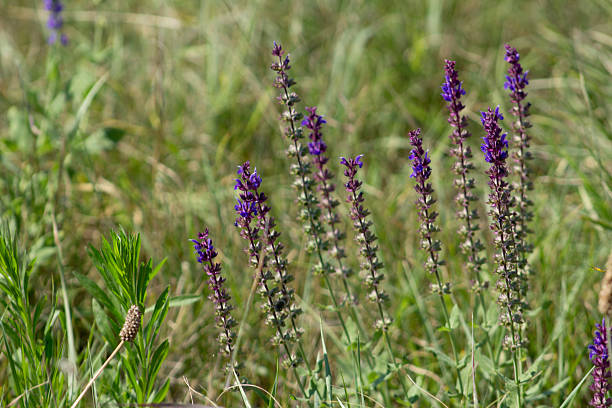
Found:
[0,0,611,406]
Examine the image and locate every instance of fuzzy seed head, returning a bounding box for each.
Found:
[120,305,142,342]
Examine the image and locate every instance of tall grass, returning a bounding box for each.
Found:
[0,0,610,406]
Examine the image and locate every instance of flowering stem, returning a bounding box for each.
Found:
[455,135,498,363]
[350,174,408,395]
[243,223,309,400]
[490,177,523,406]
[205,256,239,377]
[415,174,465,396]
[276,53,354,346]
[441,60,496,372]
[253,200,316,379]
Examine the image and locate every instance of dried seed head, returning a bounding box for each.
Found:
[598,251,612,316]
[120,305,142,342]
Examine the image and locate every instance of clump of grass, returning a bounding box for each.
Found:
[0,226,67,407]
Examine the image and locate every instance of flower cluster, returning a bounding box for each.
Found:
[589,319,612,407]
[233,161,302,367]
[270,43,329,273]
[119,305,142,343]
[408,129,448,294]
[43,0,67,45]
[504,44,533,295]
[442,60,485,291]
[303,107,352,281]
[191,229,237,359]
[341,155,391,330]
[504,45,529,104]
[480,106,525,350]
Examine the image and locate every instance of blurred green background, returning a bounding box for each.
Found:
[1,0,611,405]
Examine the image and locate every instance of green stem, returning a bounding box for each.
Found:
[417,176,465,398]
[492,181,523,407]
[244,223,312,403]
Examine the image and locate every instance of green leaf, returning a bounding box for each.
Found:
[559,367,593,408]
[449,304,460,330]
[146,340,169,397]
[151,378,170,403]
[66,72,108,143]
[424,346,455,366]
[268,359,279,408]
[103,127,126,143]
[74,271,121,324]
[145,293,200,314]
[319,319,333,405]
[92,298,117,345]
[149,257,166,283]
[145,287,169,347]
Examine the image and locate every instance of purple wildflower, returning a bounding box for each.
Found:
[480,106,525,350]
[43,0,67,45]
[302,106,328,156]
[233,161,304,370]
[270,43,328,267]
[480,107,508,163]
[504,44,534,297]
[442,60,486,291]
[589,319,612,407]
[408,129,448,293]
[234,199,257,224]
[409,128,468,393]
[191,230,238,368]
[504,45,529,100]
[441,61,466,103]
[340,155,391,330]
[303,107,353,284]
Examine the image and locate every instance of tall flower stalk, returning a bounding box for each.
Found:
[191,229,239,375]
[589,319,612,407]
[234,162,312,364]
[302,106,374,340]
[233,162,311,400]
[441,60,486,292]
[270,42,353,346]
[302,107,352,288]
[441,60,501,378]
[480,106,524,404]
[408,129,464,396]
[340,155,408,395]
[504,44,533,301]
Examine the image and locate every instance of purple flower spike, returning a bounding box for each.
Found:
[589,319,612,407]
[340,155,392,330]
[408,129,448,294]
[233,161,304,369]
[481,106,525,350]
[408,130,431,180]
[302,106,328,156]
[480,106,508,164]
[441,61,466,103]
[191,229,238,364]
[270,43,330,275]
[43,0,67,46]
[504,44,534,301]
[441,60,486,291]
[504,45,529,100]
[304,107,353,281]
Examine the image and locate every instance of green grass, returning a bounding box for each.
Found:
[0,0,611,406]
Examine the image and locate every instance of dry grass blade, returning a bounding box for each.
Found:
[217,383,282,408]
[7,382,49,408]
